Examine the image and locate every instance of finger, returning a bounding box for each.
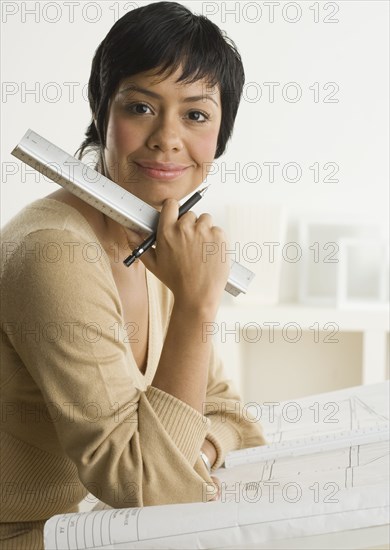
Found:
[210,476,221,501]
[195,213,213,227]
[210,476,221,489]
[177,210,197,226]
[211,486,220,501]
[157,198,180,239]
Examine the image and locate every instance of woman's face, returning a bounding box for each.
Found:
[102,66,222,211]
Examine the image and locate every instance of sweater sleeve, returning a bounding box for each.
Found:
[204,344,267,471]
[2,228,212,508]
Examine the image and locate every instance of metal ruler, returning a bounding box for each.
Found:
[224,423,390,467]
[11,129,255,297]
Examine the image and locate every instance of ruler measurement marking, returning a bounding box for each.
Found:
[12,129,255,296]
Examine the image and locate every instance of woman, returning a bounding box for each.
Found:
[0,2,266,547]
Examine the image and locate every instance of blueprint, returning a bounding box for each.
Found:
[44,382,389,549]
[219,381,389,494]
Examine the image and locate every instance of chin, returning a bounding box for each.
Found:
[133,193,165,212]
[127,180,195,210]
[140,188,182,208]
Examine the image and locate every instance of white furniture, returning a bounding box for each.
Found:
[214,302,389,400]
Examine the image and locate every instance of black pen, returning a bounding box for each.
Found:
[123,185,210,267]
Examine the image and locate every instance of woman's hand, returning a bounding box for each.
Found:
[132,198,231,313]
[210,475,222,501]
[201,439,221,501]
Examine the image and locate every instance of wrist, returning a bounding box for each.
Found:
[172,299,218,321]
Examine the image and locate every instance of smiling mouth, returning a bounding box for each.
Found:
[134,162,190,181]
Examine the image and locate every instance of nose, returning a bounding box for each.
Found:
[146,116,184,152]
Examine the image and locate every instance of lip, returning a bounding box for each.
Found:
[136,160,191,170]
[134,161,191,181]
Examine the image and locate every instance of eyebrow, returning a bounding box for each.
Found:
[118,84,219,107]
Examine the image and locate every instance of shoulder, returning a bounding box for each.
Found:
[1,197,98,246]
[1,198,112,283]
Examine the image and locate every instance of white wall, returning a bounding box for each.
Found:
[2,0,388,230]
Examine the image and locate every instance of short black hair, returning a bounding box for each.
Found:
[75,1,245,162]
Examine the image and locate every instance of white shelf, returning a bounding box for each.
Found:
[215,302,389,388]
[217,302,389,332]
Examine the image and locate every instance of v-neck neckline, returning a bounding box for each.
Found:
[138,268,153,381]
[33,197,155,382]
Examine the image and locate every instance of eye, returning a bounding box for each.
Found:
[187,110,210,123]
[124,102,153,115]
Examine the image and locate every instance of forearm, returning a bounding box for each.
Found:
[150,302,216,414]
